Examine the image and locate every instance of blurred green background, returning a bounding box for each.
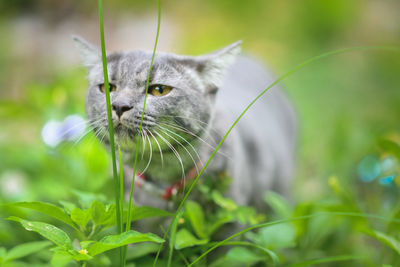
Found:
[0,0,399,265]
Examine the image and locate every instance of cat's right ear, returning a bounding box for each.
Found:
[72,35,101,67]
[176,41,242,95]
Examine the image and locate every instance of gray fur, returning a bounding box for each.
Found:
[74,36,296,210]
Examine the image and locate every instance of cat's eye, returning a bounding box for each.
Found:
[99,83,117,93]
[148,84,172,96]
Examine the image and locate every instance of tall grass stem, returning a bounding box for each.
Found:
[118,145,126,266]
[125,0,161,234]
[122,0,161,265]
[98,0,123,264]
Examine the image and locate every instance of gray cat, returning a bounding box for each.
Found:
[74,36,296,211]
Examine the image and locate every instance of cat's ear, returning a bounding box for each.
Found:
[185,41,242,94]
[72,35,101,67]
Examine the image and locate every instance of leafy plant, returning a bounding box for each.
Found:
[6,200,167,266]
[0,241,51,266]
[2,1,400,266]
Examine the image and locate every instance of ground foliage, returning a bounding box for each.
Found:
[1,1,400,266]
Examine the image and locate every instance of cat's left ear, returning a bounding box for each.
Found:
[72,35,101,68]
[180,41,242,94]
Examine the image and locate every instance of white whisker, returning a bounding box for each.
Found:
[157,125,202,166]
[157,121,232,161]
[160,114,220,140]
[140,130,153,174]
[158,128,199,191]
[140,129,146,160]
[154,129,186,182]
[148,130,164,168]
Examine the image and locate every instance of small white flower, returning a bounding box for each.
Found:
[41,114,86,147]
[0,170,27,199]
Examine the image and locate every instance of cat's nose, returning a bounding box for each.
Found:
[112,101,133,118]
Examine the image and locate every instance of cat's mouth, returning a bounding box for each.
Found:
[102,116,203,157]
[112,116,156,139]
[114,124,136,136]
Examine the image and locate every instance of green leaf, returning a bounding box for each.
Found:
[7,201,77,230]
[102,205,116,226]
[51,250,74,267]
[222,241,280,266]
[5,241,52,262]
[379,139,400,160]
[126,243,160,260]
[72,251,93,261]
[246,223,296,249]
[212,191,237,211]
[72,190,107,209]
[286,255,361,267]
[185,201,207,239]
[131,206,173,222]
[87,230,164,256]
[8,217,73,249]
[327,176,355,207]
[70,208,91,229]
[91,201,115,226]
[80,241,95,250]
[174,229,208,250]
[0,247,6,263]
[59,200,77,214]
[91,201,106,225]
[208,216,235,236]
[235,206,258,225]
[363,229,400,255]
[264,191,292,218]
[226,247,264,264]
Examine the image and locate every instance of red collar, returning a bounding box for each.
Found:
[133,162,201,200]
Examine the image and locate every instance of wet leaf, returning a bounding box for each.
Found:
[7,201,77,230]
[8,217,73,249]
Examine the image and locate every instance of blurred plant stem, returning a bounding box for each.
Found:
[98,0,123,265]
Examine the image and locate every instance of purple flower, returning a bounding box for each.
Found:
[41,114,86,147]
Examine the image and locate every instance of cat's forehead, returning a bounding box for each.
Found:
[107,51,193,87]
[112,51,175,70]
[109,51,178,78]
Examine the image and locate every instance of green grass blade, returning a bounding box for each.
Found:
[125,0,161,231]
[124,0,161,265]
[98,0,123,265]
[118,146,124,231]
[153,45,400,266]
[167,209,182,267]
[98,0,121,234]
[118,145,126,266]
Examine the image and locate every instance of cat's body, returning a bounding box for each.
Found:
[74,36,296,211]
[211,56,296,208]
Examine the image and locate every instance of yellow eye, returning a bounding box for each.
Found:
[148,85,172,96]
[99,83,117,93]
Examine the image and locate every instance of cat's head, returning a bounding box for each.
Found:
[74,36,241,151]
